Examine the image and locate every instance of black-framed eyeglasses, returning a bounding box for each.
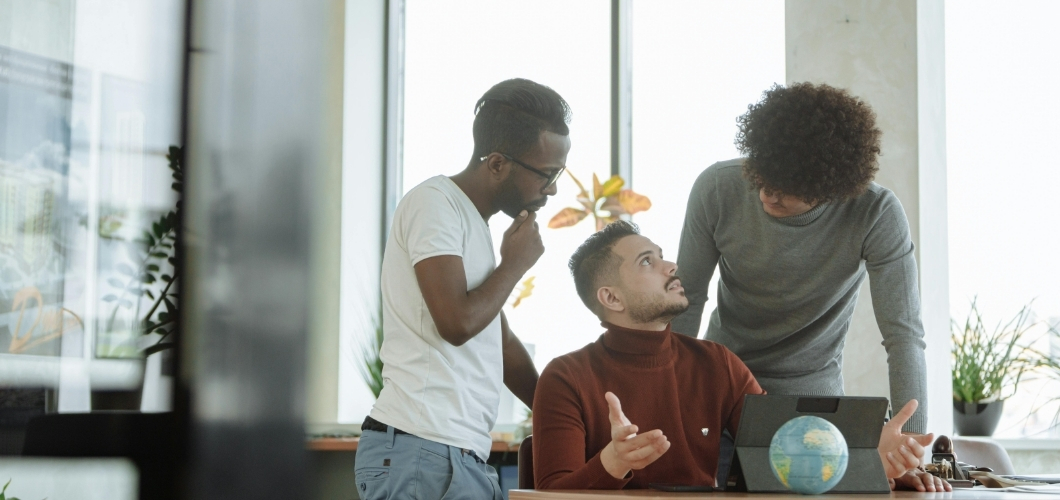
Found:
[479,153,565,189]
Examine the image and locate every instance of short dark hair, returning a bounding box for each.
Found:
[735,82,881,204]
[568,221,640,315]
[472,79,571,162]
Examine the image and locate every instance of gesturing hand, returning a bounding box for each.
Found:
[599,392,671,480]
[878,399,934,479]
[499,210,544,275]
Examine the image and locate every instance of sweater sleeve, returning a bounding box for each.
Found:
[722,347,765,437]
[862,191,929,434]
[533,360,632,490]
[673,167,722,338]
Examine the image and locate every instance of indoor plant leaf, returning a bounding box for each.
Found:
[566,169,590,200]
[511,276,535,308]
[616,189,652,215]
[598,196,628,217]
[548,207,589,229]
[600,175,624,198]
[116,263,136,277]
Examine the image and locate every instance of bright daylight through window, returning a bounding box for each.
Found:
[360,0,785,427]
[946,0,1060,439]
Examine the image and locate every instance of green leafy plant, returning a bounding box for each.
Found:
[1,478,22,500]
[0,478,45,500]
[357,314,384,399]
[1026,326,1060,433]
[100,146,182,355]
[952,300,1041,402]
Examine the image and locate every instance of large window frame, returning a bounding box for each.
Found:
[343,1,1059,447]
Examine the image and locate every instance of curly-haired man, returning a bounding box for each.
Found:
[672,83,931,482]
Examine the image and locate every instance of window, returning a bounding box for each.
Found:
[631,0,785,336]
[0,1,185,412]
[378,0,784,426]
[946,0,1060,438]
[400,0,611,424]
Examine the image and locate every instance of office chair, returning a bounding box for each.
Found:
[952,436,1015,475]
[518,434,534,489]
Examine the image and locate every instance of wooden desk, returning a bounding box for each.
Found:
[307,437,520,453]
[509,490,1054,499]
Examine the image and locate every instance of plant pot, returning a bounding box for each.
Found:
[953,399,1004,436]
[138,333,174,412]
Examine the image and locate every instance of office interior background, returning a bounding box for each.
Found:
[0,0,1058,498]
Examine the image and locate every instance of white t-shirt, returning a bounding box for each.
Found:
[370,175,503,458]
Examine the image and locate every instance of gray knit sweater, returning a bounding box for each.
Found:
[672,159,928,434]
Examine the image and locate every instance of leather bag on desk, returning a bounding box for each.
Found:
[728,395,891,494]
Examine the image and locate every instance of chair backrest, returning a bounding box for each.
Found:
[951,436,1015,475]
[518,434,534,489]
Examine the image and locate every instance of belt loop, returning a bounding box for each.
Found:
[449,445,461,466]
[385,425,395,449]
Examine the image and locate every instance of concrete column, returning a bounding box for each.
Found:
[786,0,950,435]
[184,0,331,493]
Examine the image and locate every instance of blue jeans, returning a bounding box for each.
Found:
[355,426,502,500]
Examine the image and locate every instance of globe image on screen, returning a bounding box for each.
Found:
[768,415,849,495]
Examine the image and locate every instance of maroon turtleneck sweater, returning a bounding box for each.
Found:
[532,322,764,489]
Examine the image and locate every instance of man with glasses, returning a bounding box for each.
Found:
[355,78,571,499]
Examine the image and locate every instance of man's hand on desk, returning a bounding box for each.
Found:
[600,392,671,480]
[891,470,953,492]
[878,399,935,479]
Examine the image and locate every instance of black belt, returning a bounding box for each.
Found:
[362,415,409,435]
[361,416,482,462]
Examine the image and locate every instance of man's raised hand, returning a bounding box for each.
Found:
[878,399,934,479]
[599,391,670,480]
[499,210,544,275]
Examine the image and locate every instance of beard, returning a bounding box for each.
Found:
[497,175,546,218]
[626,291,690,324]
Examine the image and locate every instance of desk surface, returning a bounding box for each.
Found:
[307,437,520,453]
[509,490,1057,499]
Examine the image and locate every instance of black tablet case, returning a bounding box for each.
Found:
[728,395,891,493]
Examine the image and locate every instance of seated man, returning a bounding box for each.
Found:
[532,221,950,492]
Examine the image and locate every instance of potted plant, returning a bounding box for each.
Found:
[951,300,1040,436]
[96,146,182,410]
[547,171,651,231]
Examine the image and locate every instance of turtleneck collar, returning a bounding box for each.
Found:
[600,321,676,369]
[772,202,828,226]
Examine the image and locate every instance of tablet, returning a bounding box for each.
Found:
[727,395,891,493]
